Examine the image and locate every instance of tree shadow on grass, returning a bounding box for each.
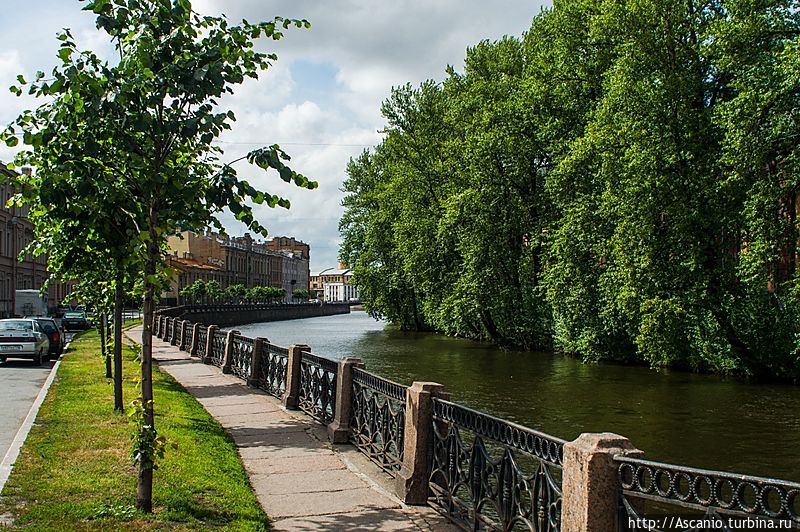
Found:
[158,495,240,525]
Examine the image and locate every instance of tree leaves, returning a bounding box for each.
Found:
[339,0,800,379]
[2,3,317,509]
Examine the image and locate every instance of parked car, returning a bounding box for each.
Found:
[31,317,65,358]
[0,319,51,365]
[62,311,90,331]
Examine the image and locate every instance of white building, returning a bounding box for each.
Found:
[312,266,360,302]
[323,282,359,303]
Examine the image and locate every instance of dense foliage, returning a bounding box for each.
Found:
[179,280,287,304]
[339,0,800,379]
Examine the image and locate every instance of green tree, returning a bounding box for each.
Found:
[3,0,315,512]
[712,0,800,376]
[340,150,423,329]
[205,280,223,304]
[546,0,730,369]
[292,288,310,301]
[339,0,800,378]
[11,163,144,410]
[225,283,247,304]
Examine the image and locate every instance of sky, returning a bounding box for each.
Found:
[0,0,549,274]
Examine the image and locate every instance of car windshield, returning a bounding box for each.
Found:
[38,322,57,332]
[0,320,33,331]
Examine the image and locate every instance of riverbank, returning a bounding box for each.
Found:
[160,302,350,328]
[0,330,268,531]
[235,311,800,482]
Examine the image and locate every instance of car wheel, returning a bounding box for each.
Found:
[33,351,42,366]
[0,356,6,363]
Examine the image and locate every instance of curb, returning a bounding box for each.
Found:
[0,348,65,493]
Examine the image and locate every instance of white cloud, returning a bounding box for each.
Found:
[0,0,550,272]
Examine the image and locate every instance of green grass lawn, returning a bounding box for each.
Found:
[0,330,268,531]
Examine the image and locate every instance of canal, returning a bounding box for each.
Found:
[235,311,800,481]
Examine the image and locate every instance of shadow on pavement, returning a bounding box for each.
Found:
[0,359,56,369]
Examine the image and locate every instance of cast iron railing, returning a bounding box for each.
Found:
[429,398,565,532]
[164,319,172,342]
[616,456,800,531]
[230,336,254,380]
[207,331,226,367]
[208,331,226,366]
[195,328,208,358]
[256,343,288,398]
[349,368,406,476]
[298,351,337,424]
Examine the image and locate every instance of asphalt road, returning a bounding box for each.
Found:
[0,332,75,468]
[0,358,55,464]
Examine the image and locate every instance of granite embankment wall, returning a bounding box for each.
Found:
[159,302,350,327]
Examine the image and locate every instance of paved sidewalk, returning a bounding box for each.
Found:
[125,326,455,531]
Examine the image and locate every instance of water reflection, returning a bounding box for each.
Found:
[235,311,800,480]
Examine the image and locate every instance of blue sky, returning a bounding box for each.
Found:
[0,0,549,273]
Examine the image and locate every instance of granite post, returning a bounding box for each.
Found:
[562,432,643,532]
[283,344,310,409]
[327,357,364,443]
[246,337,270,387]
[189,323,200,356]
[221,329,240,374]
[203,325,218,364]
[394,381,448,504]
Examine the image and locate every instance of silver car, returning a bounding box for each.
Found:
[0,319,51,365]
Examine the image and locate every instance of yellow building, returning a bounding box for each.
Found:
[163,231,309,305]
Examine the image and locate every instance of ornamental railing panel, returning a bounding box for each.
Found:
[164,319,172,342]
[230,336,254,380]
[616,456,800,531]
[298,351,337,424]
[195,328,208,358]
[209,331,226,367]
[181,322,192,351]
[429,398,565,532]
[349,368,406,477]
[256,343,288,399]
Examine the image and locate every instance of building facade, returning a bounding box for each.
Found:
[163,231,310,305]
[311,264,359,303]
[266,236,310,289]
[0,165,61,316]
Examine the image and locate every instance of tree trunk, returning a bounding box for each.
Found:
[102,314,111,379]
[136,210,158,514]
[113,260,124,412]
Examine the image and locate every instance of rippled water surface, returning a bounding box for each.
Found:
[235,311,800,480]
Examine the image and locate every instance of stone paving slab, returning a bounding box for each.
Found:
[272,510,457,532]
[262,487,398,519]
[126,325,457,531]
[251,468,369,495]
[243,454,346,476]
[237,442,333,461]
[199,402,285,418]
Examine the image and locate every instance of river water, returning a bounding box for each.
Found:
[235,311,800,481]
